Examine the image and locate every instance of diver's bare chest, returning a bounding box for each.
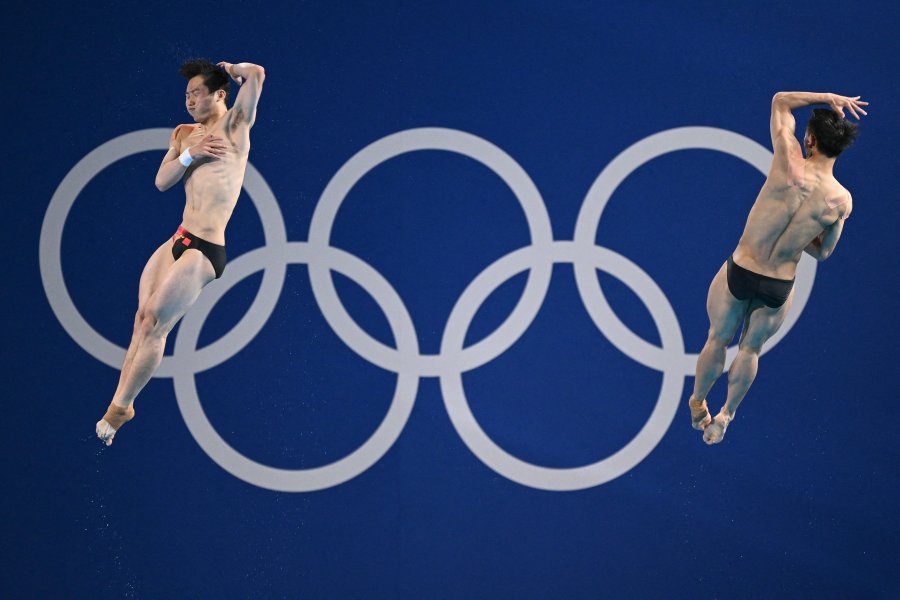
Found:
[179,124,230,151]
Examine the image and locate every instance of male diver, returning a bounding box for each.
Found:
[688,91,866,444]
[96,58,265,445]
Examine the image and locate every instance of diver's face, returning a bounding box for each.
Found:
[185,75,219,121]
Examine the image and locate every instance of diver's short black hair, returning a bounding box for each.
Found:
[807,109,859,157]
[179,58,229,103]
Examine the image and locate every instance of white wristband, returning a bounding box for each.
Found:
[178,148,194,167]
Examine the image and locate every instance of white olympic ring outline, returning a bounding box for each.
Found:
[40,126,816,492]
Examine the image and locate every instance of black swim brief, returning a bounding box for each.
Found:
[726,256,793,309]
[171,225,227,278]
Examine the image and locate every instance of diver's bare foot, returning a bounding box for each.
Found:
[689,396,711,430]
[703,412,732,445]
[96,403,135,446]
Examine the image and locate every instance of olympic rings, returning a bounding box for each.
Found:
[41,126,815,491]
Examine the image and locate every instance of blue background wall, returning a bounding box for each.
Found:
[3,1,899,597]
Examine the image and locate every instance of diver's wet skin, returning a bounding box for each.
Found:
[689,397,711,430]
[96,404,135,446]
[702,412,732,445]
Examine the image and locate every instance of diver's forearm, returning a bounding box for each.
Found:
[773,92,833,110]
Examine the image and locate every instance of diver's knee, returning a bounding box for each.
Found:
[737,342,762,357]
[706,329,731,348]
[137,308,167,339]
